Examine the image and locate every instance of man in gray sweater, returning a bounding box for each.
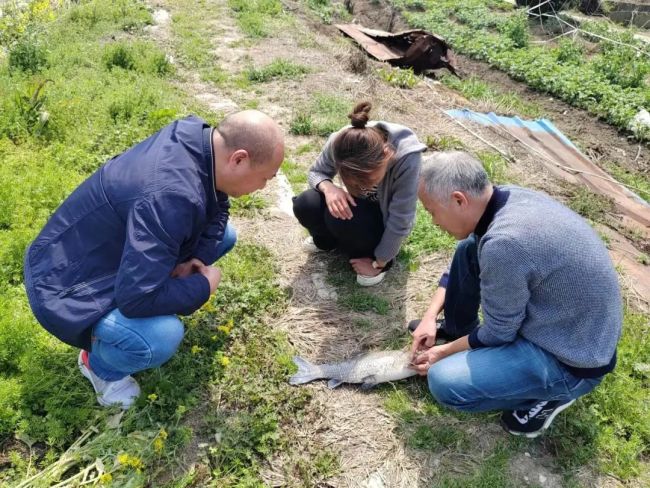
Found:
[410,151,622,437]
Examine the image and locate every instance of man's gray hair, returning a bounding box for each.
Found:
[420,151,490,202]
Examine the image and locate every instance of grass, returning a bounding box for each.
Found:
[326,259,391,315]
[567,187,615,222]
[303,0,351,24]
[170,1,232,86]
[228,0,290,38]
[290,92,351,137]
[246,58,310,83]
[229,194,268,217]
[399,202,456,270]
[605,163,650,203]
[281,159,309,194]
[425,134,466,151]
[441,74,542,118]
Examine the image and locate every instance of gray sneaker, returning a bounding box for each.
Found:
[78,351,140,409]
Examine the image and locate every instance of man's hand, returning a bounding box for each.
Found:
[410,316,439,357]
[349,257,381,277]
[320,181,356,220]
[411,346,447,376]
[198,265,221,294]
[171,258,205,278]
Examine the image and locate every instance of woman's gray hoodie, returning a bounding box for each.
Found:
[307,121,427,262]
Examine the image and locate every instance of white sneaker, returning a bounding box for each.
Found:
[78,351,141,409]
[357,271,386,287]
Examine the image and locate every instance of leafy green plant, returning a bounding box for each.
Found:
[230,194,268,216]
[103,42,136,70]
[499,11,529,48]
[425,134,466,151]
[228,0,285,38]
[8,35,48,73]
[377,66,419,88]
[478,151,509,184]
[568,187,614,222]
[281,159,309,194]
[290,92,350,136]
[246,58,310,82]
[554,38,584,65]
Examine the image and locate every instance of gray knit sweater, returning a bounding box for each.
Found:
[470,185,622,370]
[308,121,427,261]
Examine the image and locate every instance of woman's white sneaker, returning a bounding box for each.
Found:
[357,271,386,286]
[78,351,140,409]
[302,236,321,253]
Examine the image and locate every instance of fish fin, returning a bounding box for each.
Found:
[289,356,321,385]
[327,378,344,389]
[360,375,378,390]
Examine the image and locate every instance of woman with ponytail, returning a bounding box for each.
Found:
[293,102,426,286]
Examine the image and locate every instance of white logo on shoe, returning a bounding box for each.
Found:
[513,401,550,424]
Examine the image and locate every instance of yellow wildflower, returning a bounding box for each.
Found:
[147,393,158,402]
[117,453,144,472]
[191,345,203,354]
[219,356,230,367]
[99,473,113,484]
[153,437,164,453]
[153,428,168,454]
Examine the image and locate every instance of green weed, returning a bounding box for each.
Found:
[377,66,420,89]
[230,194,268,217]
[340,290,390,315]
[400,202,456,269]
[304,0,351,24]
[407,424,469,451]
[440,74,542,118]
[425,134,466,151]
[294,141,320,155]
[281,159,309,194]
[477,151,509,184]
[568,187,614,222]
[605,163,650,203]
[246,58,310,83]
[290,92,350,137]
[8,34,48,73]
[437,445,514,487]
[228,0,286,38]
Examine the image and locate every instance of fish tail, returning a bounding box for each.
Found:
[289,356,322,385]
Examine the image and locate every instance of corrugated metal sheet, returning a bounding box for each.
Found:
[446,109,650,231]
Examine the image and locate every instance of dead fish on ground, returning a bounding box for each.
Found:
[289,350,416,389]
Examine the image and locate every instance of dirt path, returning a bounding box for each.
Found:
[144,0,642,486]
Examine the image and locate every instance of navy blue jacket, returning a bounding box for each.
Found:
[24,116,229,349]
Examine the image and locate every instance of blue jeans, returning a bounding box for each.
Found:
[428,337,602,412]
[429,235,602,412]
[88,224,237,381]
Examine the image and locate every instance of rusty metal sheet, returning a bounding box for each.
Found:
[335,24,402,61]
[446,109,650,231]
[336,23,459,76]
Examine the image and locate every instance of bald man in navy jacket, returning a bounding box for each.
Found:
[24,112,284,408]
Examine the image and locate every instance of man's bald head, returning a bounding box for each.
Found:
[216,110,284,167]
